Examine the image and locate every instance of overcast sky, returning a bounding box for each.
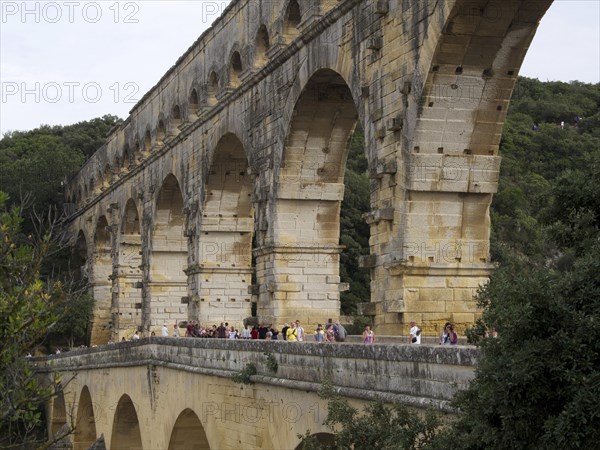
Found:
[1,0,598,136]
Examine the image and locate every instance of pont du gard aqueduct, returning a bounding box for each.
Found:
[50,0,553,447]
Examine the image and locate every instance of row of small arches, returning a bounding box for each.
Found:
[52,386,333,449]
[71,1,306,205]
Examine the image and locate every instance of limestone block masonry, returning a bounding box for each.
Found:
[64,0,553,344]
[40,339,478,449]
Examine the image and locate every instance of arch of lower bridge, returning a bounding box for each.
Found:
[44,339,478,449]
[74,385,97,450]
[56,363,338,450]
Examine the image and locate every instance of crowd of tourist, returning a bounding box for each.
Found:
[109,319,462,345]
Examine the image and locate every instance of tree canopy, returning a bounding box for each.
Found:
[0,115,120,210]
[301,77,600,449]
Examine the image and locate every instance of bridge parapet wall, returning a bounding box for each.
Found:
[40,338,477,410]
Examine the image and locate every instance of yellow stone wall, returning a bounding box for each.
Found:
[64,0,553,345]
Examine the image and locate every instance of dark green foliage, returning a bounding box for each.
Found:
[50,292,94,349]
[438,241,600,449]
[340,127,371,314]
[0,117,116,352]
[437,120,600,448]
[232,362,257,384]
[0,115,120,210]
[491,78,600,262]
[299,384,444,450]
[263,352,278,373]
[0,192,67,447]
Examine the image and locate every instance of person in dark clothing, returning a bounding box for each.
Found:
[258,323,269,339]
[281,323,289,341]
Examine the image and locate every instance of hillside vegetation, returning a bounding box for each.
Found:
[1,77,599,448]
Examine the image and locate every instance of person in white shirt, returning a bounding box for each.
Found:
[295,320,305,342]
[162,324,169,337]
[240,325,251,339]
[409,320,421,344]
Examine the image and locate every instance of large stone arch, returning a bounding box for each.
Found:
[149,174,188,334]
[194,133,253,327]
[167,408,210,450]
[361,0,556,333]
[110,394,142,450]
[258,68,362,326]
[278,53,365,160]
[114,198,143,339]
[74,386,96,450]
[89,215,112,344]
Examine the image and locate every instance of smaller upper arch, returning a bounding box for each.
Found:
[171,104,182,133]
[121,145,132,172]
[207,70,219,106]
[156,118,166,145]
[229,50,243,88]
[283,0,301,42]
[254,25,270,67]
[133,140,142,163]
[103,164,112,188]
[188,88,200,117]
[143,129,152,154]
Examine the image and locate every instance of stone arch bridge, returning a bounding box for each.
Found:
[64,0,553,344]
[41,339,478,449]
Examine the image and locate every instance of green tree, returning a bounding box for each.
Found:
[299,385,443,450]
[435,153,600,449]
[340,127,371,314]
[0,115,120,211]
[0,192,71,448]
[436,242,600,449]
[49,292,94,349]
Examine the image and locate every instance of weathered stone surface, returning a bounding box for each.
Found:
[63,0,553,345]
[40,339,478,448]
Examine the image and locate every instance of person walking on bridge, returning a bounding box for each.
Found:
[286,322,298,341]
[409,321,421,344]
[363,325,375,344]
[295,320,305,341]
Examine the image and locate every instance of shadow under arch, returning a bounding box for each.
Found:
[110,394,142,450]
[168,408,210,450]
[74,386,96,450]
